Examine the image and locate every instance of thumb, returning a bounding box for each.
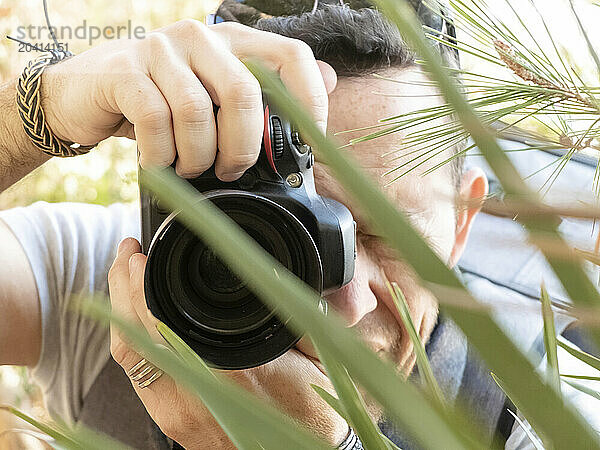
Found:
[128,253,162,339]
[317,60,337,94]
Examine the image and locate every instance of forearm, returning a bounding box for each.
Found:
[0,219,41,366]
[0,80,50,192]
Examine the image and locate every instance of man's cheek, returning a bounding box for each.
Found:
[370,267,419,326]
[400,285,438,345]
[382,261,439,323]
[370,271,439,368]
[417,292,439,343]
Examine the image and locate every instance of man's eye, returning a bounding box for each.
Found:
[356,226,381,240]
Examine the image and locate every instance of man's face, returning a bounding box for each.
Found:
[309,66,465,375]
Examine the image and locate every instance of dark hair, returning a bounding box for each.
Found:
[216,1,464,188]
[217,2,416,76]
[256,6,415,76]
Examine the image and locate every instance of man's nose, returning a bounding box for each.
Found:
[325,252,378,327]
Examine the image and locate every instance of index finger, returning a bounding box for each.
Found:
[213,22,330,134]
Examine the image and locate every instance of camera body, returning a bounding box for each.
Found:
[140,98,355,369]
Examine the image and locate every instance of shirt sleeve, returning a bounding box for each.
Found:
[504,336,600,450]
[0,201,140,423]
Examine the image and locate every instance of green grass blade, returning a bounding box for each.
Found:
[311,385,347,421]
[245,61,600,449]
[540,282,561,393]
[568,0,600,81]
[141,167,479,450]
[160,314,316,448]
[387,282,445,407]
[156,321,215,376]
[561,374,600,382]
[506,409,545,450]
[313,350,389,450]
[0,406,83,449]
[311,386,403,450]
[557,339,600,372]
[383,435,402,450]
[78,300,329,450]
[563,379,600,401]
[0,406,130,450]
[0,429,64,449]
[68,425,134,450]
[490,373,550,448]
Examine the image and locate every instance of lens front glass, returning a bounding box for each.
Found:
[166,208,294,337]
[145,192,322,369]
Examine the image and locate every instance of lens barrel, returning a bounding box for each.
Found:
[145,190,323,369]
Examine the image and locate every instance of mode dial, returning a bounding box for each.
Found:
[271,117,284,159]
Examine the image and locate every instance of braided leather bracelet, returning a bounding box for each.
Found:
[16,49,96,157]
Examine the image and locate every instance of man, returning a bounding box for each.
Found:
[0,2,596,449]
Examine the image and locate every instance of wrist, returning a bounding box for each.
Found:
[171,424,237,450]
[16,51,96,157]
[0,80,50,191]
[336,427,363,449]
[176,436,236,450]
[172,417,348,449]
[331,420,352,447]
[39,66,71,143]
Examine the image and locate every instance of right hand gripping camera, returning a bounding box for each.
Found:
[140,96,356,369]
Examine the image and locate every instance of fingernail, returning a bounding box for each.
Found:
[129,254,139,272]
[118,239,129,254]
[220,171,244,182]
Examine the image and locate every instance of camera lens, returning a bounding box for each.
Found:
[196,248,244,294]
[145,191,323,369]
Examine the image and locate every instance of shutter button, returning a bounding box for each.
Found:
[306,153,314,169]
[292,131,310,154]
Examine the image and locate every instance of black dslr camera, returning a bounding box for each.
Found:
[140,97,356,370]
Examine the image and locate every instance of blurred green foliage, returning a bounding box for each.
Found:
[0,140,138,208]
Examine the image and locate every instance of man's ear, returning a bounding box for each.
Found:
[449,167,488,267]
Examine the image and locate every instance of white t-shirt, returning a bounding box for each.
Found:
[0,201,139,423]
[1,200,599,449]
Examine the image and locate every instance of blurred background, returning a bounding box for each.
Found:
[0,0,599,448]
[0,1,216,446]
